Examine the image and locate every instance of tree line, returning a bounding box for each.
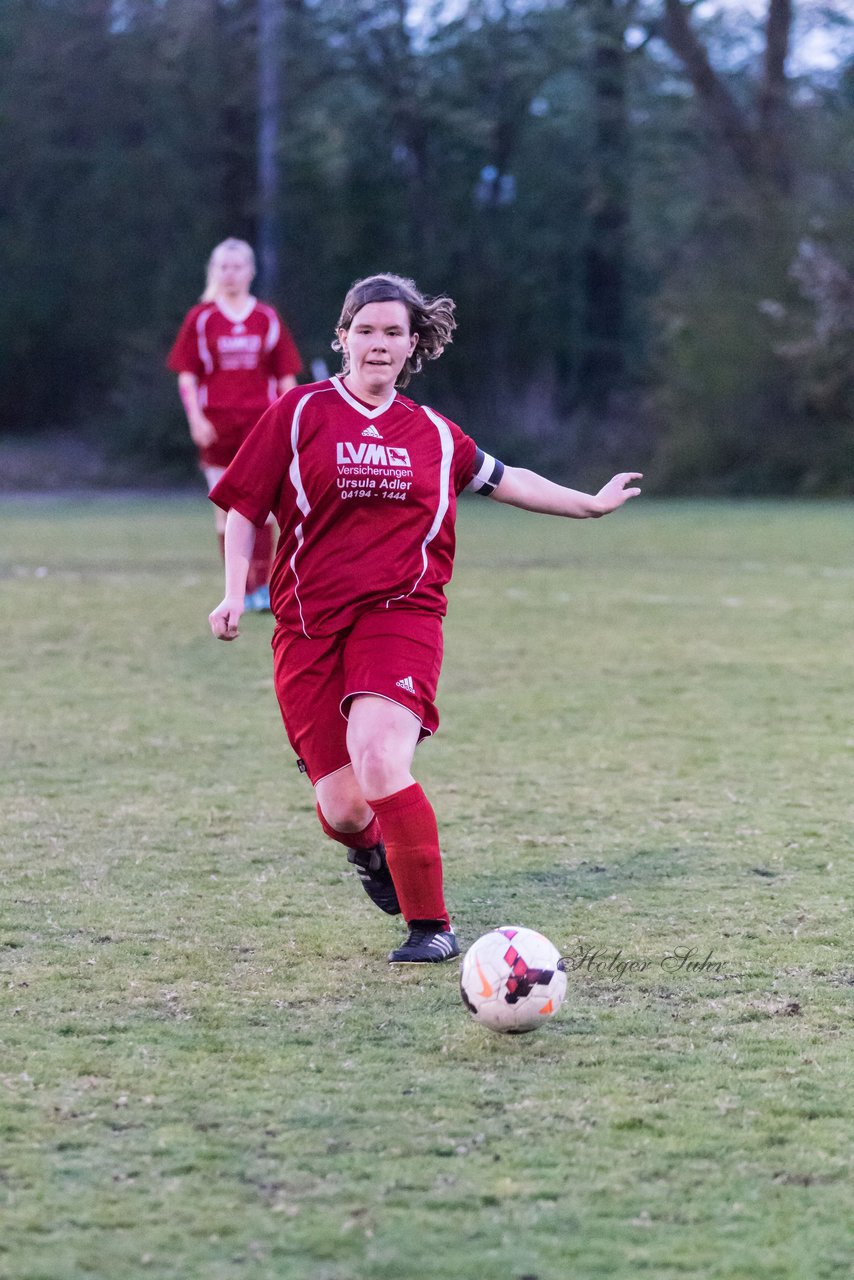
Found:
[1,0,853,492]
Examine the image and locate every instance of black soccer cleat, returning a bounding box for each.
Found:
[388,926,460,964]
[346,842,401,915]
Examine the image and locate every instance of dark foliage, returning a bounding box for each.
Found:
[1,0,853,491]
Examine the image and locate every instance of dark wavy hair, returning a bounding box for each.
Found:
[332,273,457,388]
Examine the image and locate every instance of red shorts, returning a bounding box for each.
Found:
[271,608,444,784]
[199,409,266,469]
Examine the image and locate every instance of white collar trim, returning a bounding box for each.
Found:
[331,375,397,420]
[215,296,257,323]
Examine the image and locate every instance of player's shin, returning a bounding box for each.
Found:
[316,806,400,916]
[366,783,450,930]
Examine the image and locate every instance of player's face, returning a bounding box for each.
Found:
[338,302,418,402]
[212,249,254,299]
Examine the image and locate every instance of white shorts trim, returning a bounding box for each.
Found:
[340,690,431,736]
[311,761,354,787]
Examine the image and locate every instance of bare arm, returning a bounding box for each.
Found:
[277,374,298,396]
[208,509,257,640]
[490,467,642,518]
[177,372,216,448]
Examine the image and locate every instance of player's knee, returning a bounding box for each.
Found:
[350,738,408,798]
[318,796,371,834]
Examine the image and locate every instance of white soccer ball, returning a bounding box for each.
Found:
[459,926,567,1033]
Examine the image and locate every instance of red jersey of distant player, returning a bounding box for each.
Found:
[167,299,302,467]
[209,375,502,636]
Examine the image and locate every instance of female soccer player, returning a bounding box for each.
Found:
[168,238,303,610]
[207,273,641,963]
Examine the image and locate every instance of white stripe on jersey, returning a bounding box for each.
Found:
[196,305,216,375]
[257,303,281,354]
[384,405,452,610]
[330,375,398,420]
[287,391,319,638]
[215,297,256,323]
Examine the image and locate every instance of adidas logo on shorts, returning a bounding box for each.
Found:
[395,676,416,694]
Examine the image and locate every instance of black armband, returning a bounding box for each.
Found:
[467,448,505,496]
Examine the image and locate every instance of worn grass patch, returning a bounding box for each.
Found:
[2,494,852,1279]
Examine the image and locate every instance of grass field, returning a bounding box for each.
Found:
[2,494,853,1280]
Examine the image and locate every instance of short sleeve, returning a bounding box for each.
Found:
[421,407,478,495]
[269,316,303,379]
[209,394,296,527]
[409,404,505,497]
[446,421,504,498]
[166,308,204,376]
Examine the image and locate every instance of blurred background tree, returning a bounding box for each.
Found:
[1,0,852,490]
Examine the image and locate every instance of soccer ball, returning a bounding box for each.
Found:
[459,926,567,1034]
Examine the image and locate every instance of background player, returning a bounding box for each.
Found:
[207,273,641,962]
[167,238,303,610]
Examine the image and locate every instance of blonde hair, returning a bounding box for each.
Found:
[332,273,457,388]
[201,238,256,302]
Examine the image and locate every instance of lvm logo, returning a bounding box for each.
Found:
[336,442,412,467]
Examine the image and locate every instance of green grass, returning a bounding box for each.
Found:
[1,493,852,1280]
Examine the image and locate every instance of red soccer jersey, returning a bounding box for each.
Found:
[167,298,302,414]
[209,376,503,636]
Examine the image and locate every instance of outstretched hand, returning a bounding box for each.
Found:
[595,472,643,515]
[209,596,244,642]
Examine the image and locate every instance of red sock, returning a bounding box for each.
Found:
[316,805,382,852]
[367,783,450,929]
[246,523,273,594]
